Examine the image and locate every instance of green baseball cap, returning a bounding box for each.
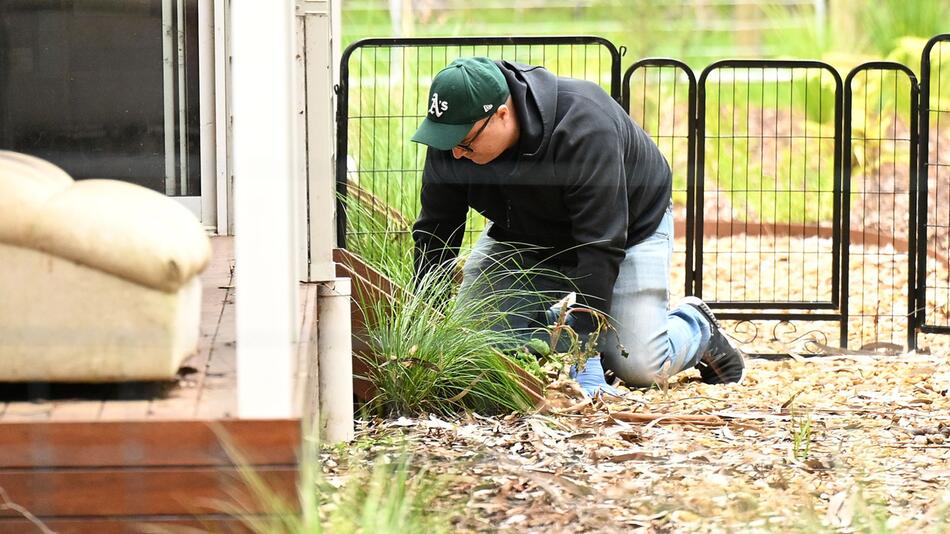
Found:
[411,57,510,151]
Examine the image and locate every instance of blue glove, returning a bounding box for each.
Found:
[570,356,623,398]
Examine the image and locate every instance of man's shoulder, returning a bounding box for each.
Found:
[556,77,612,101]
[555,79,623,125]
[553,80,626,132]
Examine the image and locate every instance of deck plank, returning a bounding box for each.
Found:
[0,516,255,534]
[0,399,52,423]
[195,276,236,420]
[186,285,234,419]
[95,382,156,421]
[0,419,300,469]
[191,238,236,420]
[146,238,234,420]
[48,400,104,421]
[0,466,298,517]
[97,401,152,421]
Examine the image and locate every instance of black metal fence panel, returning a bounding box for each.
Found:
[335,37,621,266]
[622,59,696,303]
[842,63,919,351]
[337,33,950,355]
[918,34,950,337]
[693,60,845,353]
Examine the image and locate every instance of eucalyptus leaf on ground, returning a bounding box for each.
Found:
[328,351,950,532]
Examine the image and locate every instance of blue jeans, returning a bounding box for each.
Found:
[458,207,711,387]
[600,208,710,386]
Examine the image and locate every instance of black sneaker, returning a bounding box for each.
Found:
[681,296,745,384]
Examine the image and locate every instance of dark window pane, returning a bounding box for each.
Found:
[0,0,199,196]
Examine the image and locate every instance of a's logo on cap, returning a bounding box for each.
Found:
[429,93,449,118]
[483,104,493,112]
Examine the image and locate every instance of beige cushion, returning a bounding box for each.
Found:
[0,151,210,292]
[0,242,201,381]
[0,151,73,242]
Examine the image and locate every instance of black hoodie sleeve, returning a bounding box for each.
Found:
[555,107,629,334]
[412,152,468,287]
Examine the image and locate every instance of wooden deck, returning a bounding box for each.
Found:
[0,237,311,533]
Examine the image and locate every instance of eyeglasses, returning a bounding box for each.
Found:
[454,113,494,153]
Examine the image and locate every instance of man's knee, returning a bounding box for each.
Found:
[601,338,673,388]
[602,355,666,388]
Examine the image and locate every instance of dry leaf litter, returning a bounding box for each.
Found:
[325,353,950,532]
[323,237,950,533]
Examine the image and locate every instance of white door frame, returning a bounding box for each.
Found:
[162,0,226,232]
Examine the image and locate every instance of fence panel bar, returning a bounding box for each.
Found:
[622,59,697,301]
[843,62,918,352]
[917,35,950,348]
[335,37,621,273]
[335,33,950,356]
[696,59,844,354]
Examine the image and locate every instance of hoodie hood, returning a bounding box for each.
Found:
[495,60,558,159]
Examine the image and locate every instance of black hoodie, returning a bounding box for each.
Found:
[413,60,672,334]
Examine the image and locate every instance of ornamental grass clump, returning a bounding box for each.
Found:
[359,259,540,417]
[341,191,415,286]
[344,193,578,415]
[202,435,450,534]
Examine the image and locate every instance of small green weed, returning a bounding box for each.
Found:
[510,343,546,383]
[790,410,813,461]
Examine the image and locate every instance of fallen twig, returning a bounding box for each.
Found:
[609,411,725,427]
[544,397,592,415]
[882,444,950,449]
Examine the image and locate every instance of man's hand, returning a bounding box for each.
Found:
[570,356,623,398]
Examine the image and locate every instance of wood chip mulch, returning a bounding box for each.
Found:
[323,352,950,532]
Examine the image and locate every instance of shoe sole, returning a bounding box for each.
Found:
[681,296,746,385]
[681,296,722,329]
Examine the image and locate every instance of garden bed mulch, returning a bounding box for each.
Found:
[325,352,950,532]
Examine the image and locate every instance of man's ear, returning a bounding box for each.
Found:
[497,104,510,120]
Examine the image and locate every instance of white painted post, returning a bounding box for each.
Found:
[298,0,353,442]
[298,0,338,282]
[813,0,827,46]
[294,11,309,280]
[213,0,232,235]
[233,0,298,419]
[317,278,353,443]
